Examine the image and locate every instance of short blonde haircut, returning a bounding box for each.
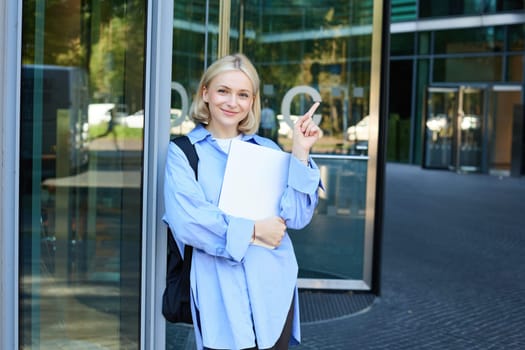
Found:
[190,53,261,134]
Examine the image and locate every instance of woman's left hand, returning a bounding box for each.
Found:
[292,102,321,160]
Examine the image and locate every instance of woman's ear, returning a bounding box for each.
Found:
[202,87,208,102]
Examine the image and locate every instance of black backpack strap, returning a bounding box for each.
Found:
[163,135,198,324]
[168,135,198,257]
[171,135,199,180]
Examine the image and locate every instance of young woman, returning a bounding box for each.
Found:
[163,53,322,350]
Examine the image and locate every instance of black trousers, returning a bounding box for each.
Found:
[204,298,294,350]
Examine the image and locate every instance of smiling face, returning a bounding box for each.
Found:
[202,70,254,138]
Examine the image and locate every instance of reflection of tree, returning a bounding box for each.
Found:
[56,37,86,66]
[240,2,373,142]
[21,0,145,114]
[90,17,128,101]
[21,0,86,65]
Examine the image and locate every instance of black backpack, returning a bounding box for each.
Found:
[162,135,198,324]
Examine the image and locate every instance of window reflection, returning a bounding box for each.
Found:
[433,56,502,82]
[291,157,367,280]
[419,0,524,17]
[508,24,525,51]
[434,27,504,54]
[169,1,375,286]
[241,3,373,156]
[424,89,457,169]
[19,1,145,348]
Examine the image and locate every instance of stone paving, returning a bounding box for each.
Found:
[167,163,525,349]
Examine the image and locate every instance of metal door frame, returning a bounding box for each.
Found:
[142,0,175,349]
[0,1,22,349]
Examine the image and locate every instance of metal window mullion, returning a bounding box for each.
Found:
[0,1,22,350]
[364,0,389,294]
[218,0,231,57]
[141,0,174,349]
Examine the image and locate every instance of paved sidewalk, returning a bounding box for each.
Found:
[297,164,525,349]
[168,163,525,349]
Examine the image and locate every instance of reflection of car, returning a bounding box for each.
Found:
[120,109,196,134]
[121,110,144,128]
[88,103,113,125]
[170,109,195,135]
[88,103,128,125]
[346,116,369,154]
[347,116,369,142]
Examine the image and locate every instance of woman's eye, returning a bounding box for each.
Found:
[217,89,228,94]
[239,93,250,99]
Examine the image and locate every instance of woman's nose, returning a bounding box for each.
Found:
[226,94,237,106]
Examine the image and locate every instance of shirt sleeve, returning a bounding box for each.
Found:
[279,155,322,230]
[163,142,253,262]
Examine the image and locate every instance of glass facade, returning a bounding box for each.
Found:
[419,0,524,17]
[2,0,523,348]
[434,27,505,54]
[0,0,387,349]
[19,0,146,348]
[389,3,525,170]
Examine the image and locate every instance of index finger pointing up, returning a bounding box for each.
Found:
[307,101,321,117]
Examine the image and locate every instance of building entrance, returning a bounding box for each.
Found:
[423,85,523,176]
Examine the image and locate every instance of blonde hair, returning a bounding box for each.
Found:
[190,53,261,134]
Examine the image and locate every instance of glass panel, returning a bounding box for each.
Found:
[388,60,412,162]
[236,0,375,285]
[421,0,523,17]
[291,157,367,280]
[489,90,521,175]
[457,87,484,172]
[507,55,524,82]
[484,0,525,13]
[434,27,504,54]
[240,6,373,156]
[19,1,146,348]
[419,0,482,17]
[414,59,430,163]
[433,56,503,82]
[390,33,415,56]
[418,32,431,55]
[170,1,221,137]
[423,88,458,169]
[508,24,525,51]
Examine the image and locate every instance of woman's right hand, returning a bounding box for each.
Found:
[253,216,286,248]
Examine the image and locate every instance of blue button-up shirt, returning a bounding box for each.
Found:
[163,124,321,350]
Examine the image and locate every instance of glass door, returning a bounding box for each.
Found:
[424,86,487,173]
[19,1,146,348]
[423,87,458,169]
[456,86,485,172]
